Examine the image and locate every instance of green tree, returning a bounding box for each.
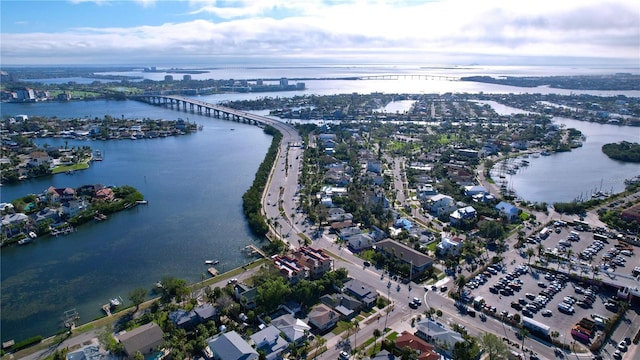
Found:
[478,332,508,360]
[257,276,291,312]
[128,287,147,312]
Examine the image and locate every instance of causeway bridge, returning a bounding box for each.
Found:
[357,74,460,81]
[130,94,300,143]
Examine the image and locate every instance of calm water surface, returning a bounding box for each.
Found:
[1,103,271,343]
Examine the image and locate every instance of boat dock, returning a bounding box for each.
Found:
[102,304,112,316]
[207,267,219,277]
[243,244,267,258]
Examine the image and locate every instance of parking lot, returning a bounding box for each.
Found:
[462,219,639,348]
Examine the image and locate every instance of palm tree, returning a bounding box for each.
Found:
[352,319,360,355]
[525,247,535,265]
[455,274,467,296]
[373,328,382,354]
[519,328,529,351]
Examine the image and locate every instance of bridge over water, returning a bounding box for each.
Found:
[357,74,460,81]
[130,94,300,146]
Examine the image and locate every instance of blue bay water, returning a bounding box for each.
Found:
[1,102,271,343]
[1,66,639,343]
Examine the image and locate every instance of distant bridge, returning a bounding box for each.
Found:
[357,74,460,81]
[130,94,299,136]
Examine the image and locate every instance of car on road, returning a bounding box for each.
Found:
[363,261,371,267]
[617,342,627,352]
[339,351,350,359]
[440,286,448,292]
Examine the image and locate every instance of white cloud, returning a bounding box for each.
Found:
[3,0,639,65]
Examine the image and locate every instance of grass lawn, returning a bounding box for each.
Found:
[332,320,353,336]
[52,163,90,174]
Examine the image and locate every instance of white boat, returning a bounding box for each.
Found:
[28,231,37,239]
[17,238,31,245]
[110,296,122,307]
[205,260,220,265]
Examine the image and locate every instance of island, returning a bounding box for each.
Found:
[1,184,144,247]
[0,115,201,184]
[602,141,640,163]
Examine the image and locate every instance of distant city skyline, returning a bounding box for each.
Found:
[1,0,639,67]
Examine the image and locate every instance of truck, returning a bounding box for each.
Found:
[539,227,550,239]
[522,318,550,337]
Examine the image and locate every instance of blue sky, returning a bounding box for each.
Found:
[1,0,639,67]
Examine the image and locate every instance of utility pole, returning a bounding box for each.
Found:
[385,281,391,333]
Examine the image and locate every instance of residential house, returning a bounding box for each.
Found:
[495,201,520,222]
[342,278,378,308]
[273,255,309,284]
[414,318,464,355]
[207,331,258,360]
[338,226,362,241]
[28,151,51,168]
[33,207,60,225]
[271,314,311,345]
[94,187,115,202]
[46,186,76,204]
[61,199,88,217]
[449,206,476,227]
[292,247,332,280]
[169,304,218,329]
[117,322,164,359]
[347,233,375,252]
[235,283,258,310]
[1,213,29,237]
[371,350,397,360]
[427,195,456,217]
[463,185,488,197]
[307,304,339,332]
[437,236,463,256]
[416,185,438,200]
[395,331,439,360]
[320,293,363,320]
[374,239,435,280]
[249,325,288,360]
[367,160,383,174]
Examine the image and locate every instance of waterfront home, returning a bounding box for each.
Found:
[61,199,88,217]
[46,186,76,204]
[1,213,29,237]
[342,278,378,308]
[27,151,51,168]
[495,201,520,222]
[307,304,340,332]
[206,331,258,360]
[270,314,311,345]
[374,239,435,280]
[94,187,115,202]
[249,325,288,360]
[33,207,60,225]
[117,322,164,359]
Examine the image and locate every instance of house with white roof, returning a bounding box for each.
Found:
[427,194,456,217]
[449,206,476,227]
[249,325,288,360]
[437,236,463,256]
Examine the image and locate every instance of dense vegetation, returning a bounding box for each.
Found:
[602,141,640,163]
[241,125,282,237]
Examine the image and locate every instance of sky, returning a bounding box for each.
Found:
[1,0,639,67]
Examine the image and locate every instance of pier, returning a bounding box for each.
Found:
[101,304,112,317]
[243,244,267,258]
[207,267,219,277]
